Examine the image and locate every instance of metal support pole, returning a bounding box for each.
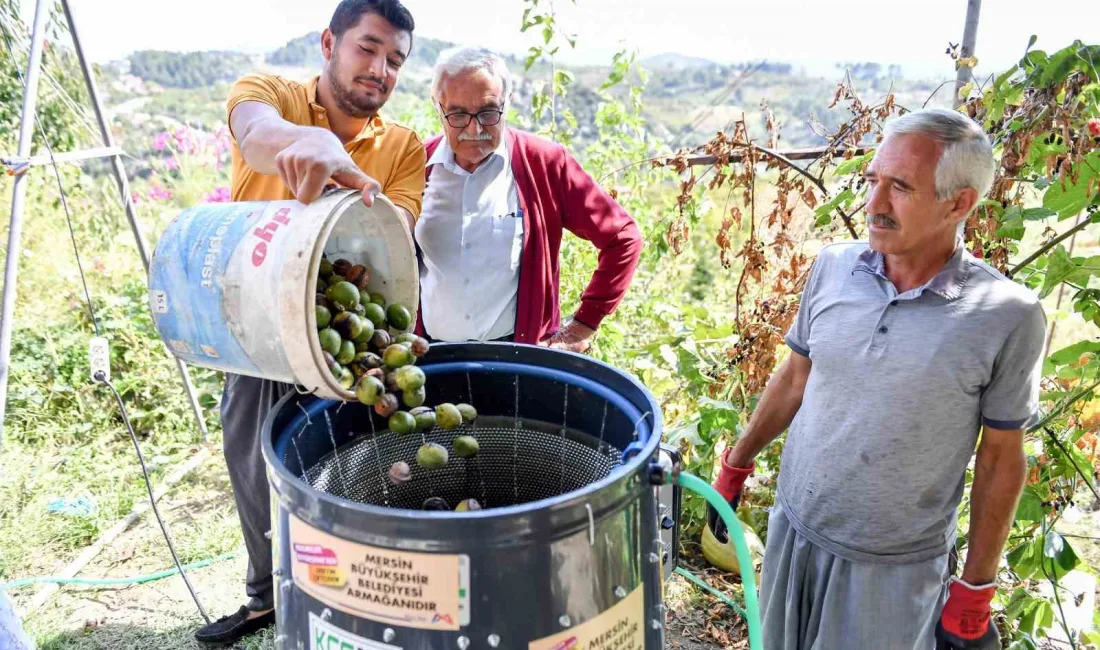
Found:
[61,0,209,442]
[954,0,982,107]
[0,0,51,445]
[3,146,125,170]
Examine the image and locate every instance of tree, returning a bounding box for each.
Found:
[127,50,251,89]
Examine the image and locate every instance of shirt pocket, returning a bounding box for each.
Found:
[490,213,524,271]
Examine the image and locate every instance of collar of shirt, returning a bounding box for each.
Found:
[306,75,388,143]
[427,130,511,176]
[851,239,972,300]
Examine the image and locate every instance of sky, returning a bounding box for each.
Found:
[18,0,1100,81]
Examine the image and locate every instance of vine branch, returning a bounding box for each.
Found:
[752,144,861,239]
[1044,427,1100,502]
[1040,517,1079,650]
[1029,377,1100,433]
[1008,215,1095,278]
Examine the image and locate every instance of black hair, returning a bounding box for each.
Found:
[329,0,415,54]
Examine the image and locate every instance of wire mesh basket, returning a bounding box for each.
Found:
[302,416,624,510]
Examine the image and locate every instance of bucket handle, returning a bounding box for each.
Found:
[293,383,318,396]
[321,184,357,199]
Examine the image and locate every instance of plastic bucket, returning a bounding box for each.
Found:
[147,189,418,400]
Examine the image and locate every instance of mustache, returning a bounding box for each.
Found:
[458,132,493,141]
[867,214,898,229]
[354,75,388,93]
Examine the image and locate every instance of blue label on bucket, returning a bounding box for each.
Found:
[149,201,265,374]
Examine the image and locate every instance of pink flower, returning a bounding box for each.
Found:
[152,131,170,152]
[130,192,142,205]
[174,128,196,155]
[166,156,179,171]
[203,186,231,203]
[147,185,173,202]
[213,128,231,156]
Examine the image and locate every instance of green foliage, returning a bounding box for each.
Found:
[1043,153,1099,220]
[265,31,324,68]
[519,0,579,144]
[0,157,223,580]
[0,0,93,154]
[1007,531,1080,581]
[1004,588,1056,641]
[127,50,251,89]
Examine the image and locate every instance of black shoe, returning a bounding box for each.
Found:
[193,606,274,646]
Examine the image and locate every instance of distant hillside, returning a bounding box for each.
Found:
[643,53,719,71]
[265,32,457,69]
[265,32,323,67]
[112,32,949,150]
[127,50,252,89]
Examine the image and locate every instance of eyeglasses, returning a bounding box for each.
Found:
[438,103,505,129]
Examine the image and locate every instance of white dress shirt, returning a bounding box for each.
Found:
[415,136,523,341]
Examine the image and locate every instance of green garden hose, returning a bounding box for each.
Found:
[676,471,764,650]
[0,552,238,591]
[673,565,748,620]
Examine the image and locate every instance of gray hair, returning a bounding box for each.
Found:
[431,47,513,104]
[883,108,995,206]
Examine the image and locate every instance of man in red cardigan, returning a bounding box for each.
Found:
[413,47,641,351]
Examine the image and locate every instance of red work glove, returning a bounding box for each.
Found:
[935,578,1000,649]
[706,452,754,543]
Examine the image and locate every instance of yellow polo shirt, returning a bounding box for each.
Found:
[225,74,425,218]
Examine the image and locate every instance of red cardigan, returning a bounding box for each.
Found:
[413,129,643,345]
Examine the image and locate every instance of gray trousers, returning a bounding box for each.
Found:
[760,500,952,650]
[220,373,294,612]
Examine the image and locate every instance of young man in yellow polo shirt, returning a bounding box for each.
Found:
[195,0,424,644]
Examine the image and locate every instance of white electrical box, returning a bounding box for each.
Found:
[89,337,110,382]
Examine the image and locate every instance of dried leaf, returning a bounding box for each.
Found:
[729,206,743,228]
[801,188,818,208]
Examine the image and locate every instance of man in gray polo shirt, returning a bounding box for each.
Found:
[705,108,1046,649]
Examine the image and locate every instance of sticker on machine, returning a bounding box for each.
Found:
[289,514,470,631]
[309,612,402,650]
[528,585,644,650]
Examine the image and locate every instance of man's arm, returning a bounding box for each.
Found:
[379,134,426,234]
[725,351,812,468]
[961,426,1027,584]
[936,301,1043,650]
[230,101,382,207]
[935,426,1027,649]
[548,149,643,352]
[707,350,811,544]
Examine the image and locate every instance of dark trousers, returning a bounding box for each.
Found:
[219,373,294,611]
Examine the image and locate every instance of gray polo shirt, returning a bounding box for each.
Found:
[776,241,1046,564]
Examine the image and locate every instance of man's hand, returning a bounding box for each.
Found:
[935,579,1000,649]
[539,319,596,353]
[274,135,382,207]
[707,452,754,543]
[231,101,382,208]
